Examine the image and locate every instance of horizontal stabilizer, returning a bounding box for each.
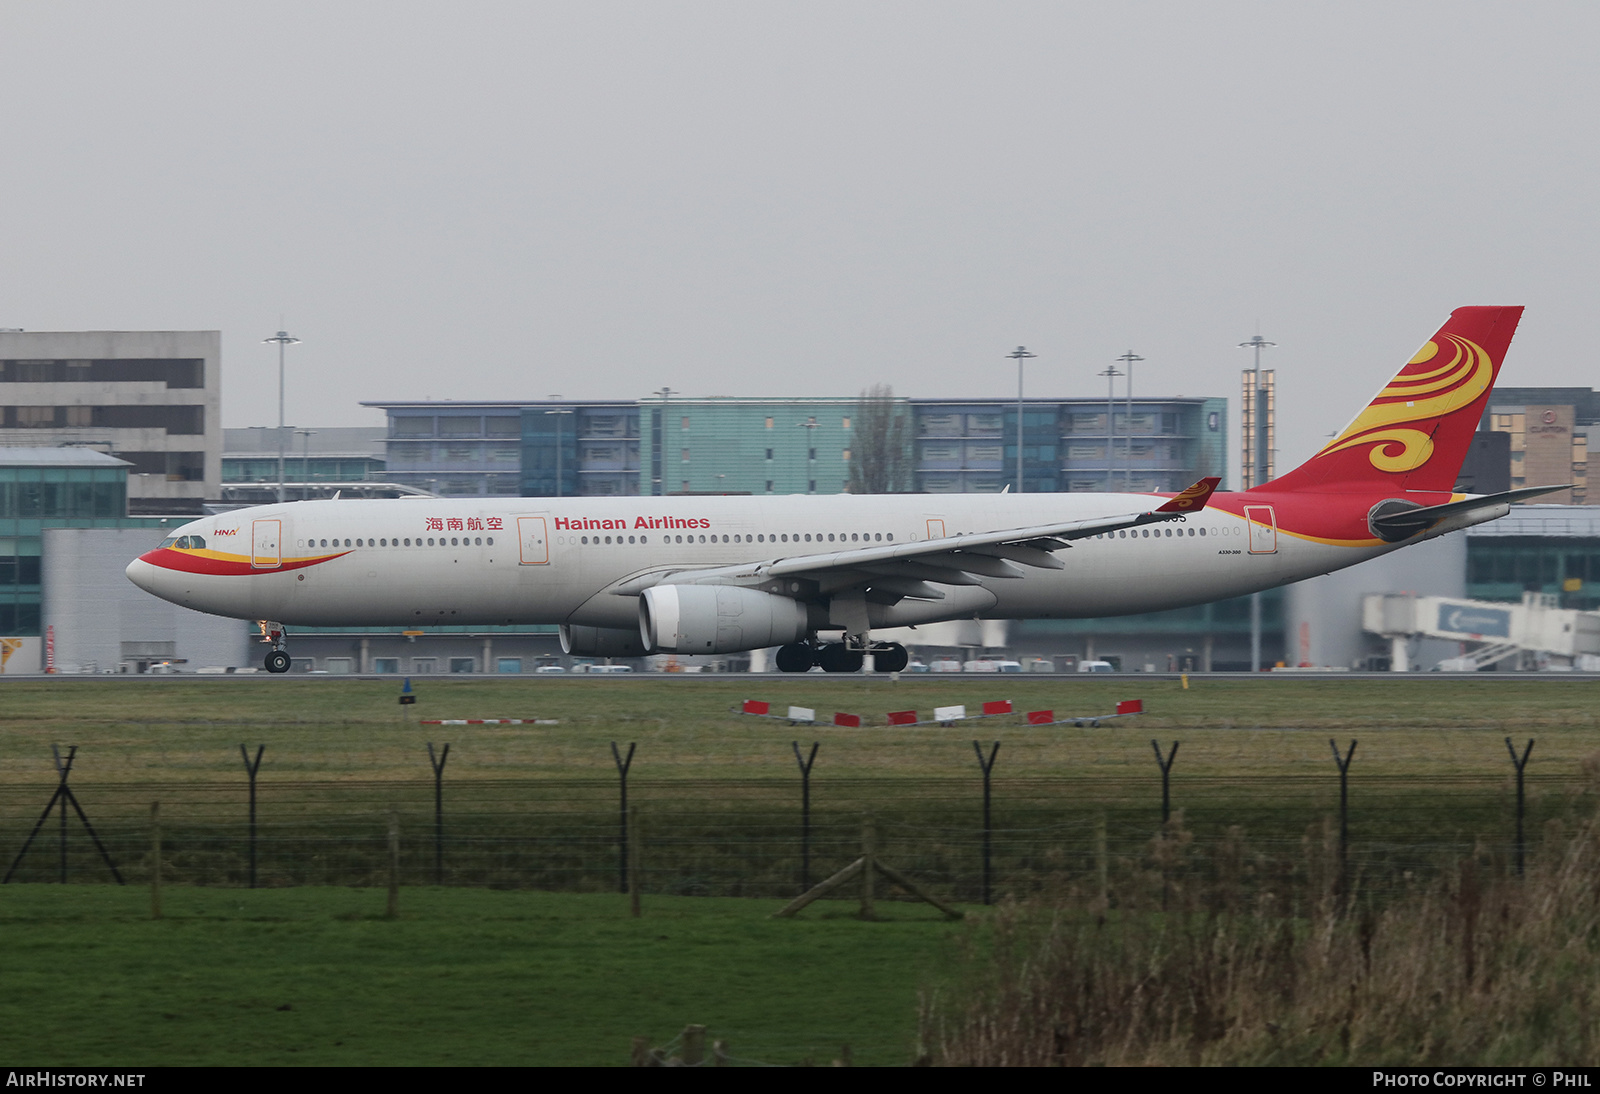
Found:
[1370,484,1573,541]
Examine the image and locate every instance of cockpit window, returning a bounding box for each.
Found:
[186,536,206,550]
[159,536,179,549]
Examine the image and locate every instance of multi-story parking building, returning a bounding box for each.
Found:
[0,330,221,515]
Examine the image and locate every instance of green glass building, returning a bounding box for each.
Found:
[0,448,165,636]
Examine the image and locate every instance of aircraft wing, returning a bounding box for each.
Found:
[620,477,1220,599]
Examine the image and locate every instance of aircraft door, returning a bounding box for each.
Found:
[517,517,550,565]
[251,519,281,569]
[1244,505,1278,554]
[926,518,946,540]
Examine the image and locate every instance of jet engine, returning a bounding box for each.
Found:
[560,623,649,658]
[640,584,810,654]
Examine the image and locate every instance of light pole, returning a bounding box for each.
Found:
[294,429,316,500]
[262,329,301,504]
[650,387,677,496]
[1098,363,1124,491]
[797,417,818,493]
[1238,333,1277,673]
[1007,346,1035,493]
[1116,351,1143,490]
[544,408,573,498]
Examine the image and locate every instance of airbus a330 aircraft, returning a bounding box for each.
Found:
[128,306,1557,674]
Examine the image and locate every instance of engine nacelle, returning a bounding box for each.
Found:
[560,623,648,658]
[640,584,810,654]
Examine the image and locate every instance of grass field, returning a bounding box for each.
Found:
[2,675,1598,1065]
[0,674,1597,782]
[0,885,958,1066]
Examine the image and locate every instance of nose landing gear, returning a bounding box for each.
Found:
[258,622,292,674]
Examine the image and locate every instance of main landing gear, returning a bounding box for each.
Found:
[258,622,292,674]
[775,640,909,674]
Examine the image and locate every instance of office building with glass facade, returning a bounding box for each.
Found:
[363,394,1228,497]
[0,447,164,640]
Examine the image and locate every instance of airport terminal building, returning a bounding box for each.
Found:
[361,394,1229,500]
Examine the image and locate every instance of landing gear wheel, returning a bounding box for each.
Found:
[873,643,909,673]
[775,642,814,673]
[818,643,865,673]
[265,650,292,674]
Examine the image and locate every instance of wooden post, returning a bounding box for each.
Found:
[682,1024,706,1066]
[149,801,162,921]
[1094,813,1108,912]
[628,805,642,918]
[386,808,400,919]
[860,815,876,921]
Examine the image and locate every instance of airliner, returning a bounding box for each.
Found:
[127,306,1556,674]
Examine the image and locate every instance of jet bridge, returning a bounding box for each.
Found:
[1362,591,1600,671]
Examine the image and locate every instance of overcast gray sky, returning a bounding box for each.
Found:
[2,2,1596,482]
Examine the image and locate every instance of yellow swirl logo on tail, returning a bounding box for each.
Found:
[1315,334,1492,473]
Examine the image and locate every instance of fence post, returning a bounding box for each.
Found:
[150,801,162,921]
[57,745,71,882]
[972,741,1000,905]
[240,744,265,889]
[860,814,877,920]
[1506,737,1534,877]
[1330,738,1357,896]
[3,746,122,886]
[1151,740,1180,825]
[386,808,401,919]
[611,742,636,894]
[1093,813,1108,915]
[682,1025,706,1066]
[628,804,642,918]
[427,742,450,886]
[793,741,819,894]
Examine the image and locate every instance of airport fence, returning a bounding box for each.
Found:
[0,747,1589,907]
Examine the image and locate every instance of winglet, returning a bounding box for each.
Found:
[1154,476,1220,514]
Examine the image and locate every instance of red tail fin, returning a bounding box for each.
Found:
[1269,306,1523,494]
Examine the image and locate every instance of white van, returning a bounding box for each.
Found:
[1078,660,1116,673]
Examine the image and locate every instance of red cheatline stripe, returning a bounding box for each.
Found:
[140,547,348,576]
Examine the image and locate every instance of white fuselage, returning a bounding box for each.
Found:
[125,491,1398,634]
